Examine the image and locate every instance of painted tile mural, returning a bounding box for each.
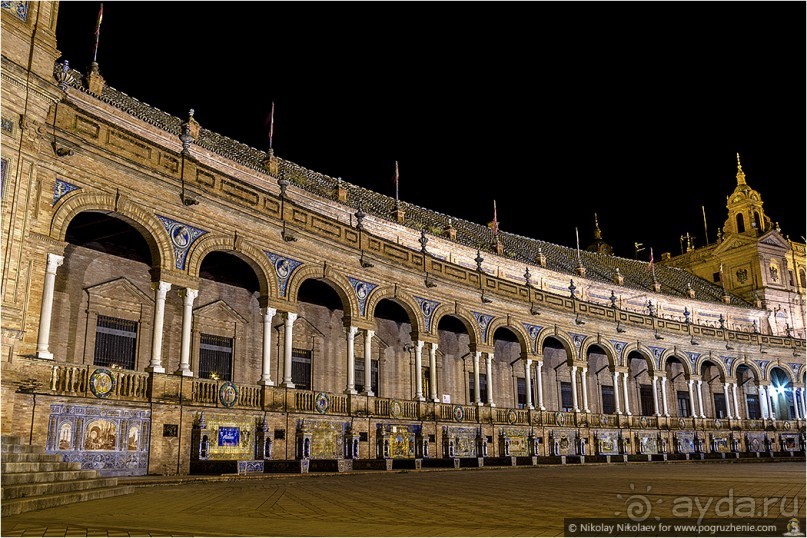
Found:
[46,403,150,476]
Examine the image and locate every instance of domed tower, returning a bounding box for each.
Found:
[585,213,613,256]
[722,153,773,236]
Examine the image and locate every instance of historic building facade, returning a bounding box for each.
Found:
[2,2,805,476]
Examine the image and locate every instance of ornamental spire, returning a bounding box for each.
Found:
[736,152,746,185]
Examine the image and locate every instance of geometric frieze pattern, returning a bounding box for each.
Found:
[471,311,494,342]
[648,346,665,369]
[45,403,151,477]
[523,323,543,353]
[1,0,29,21]
[156,215,207,270]
[569,332,586,354]
[609,340,627,366]
[265,251,303,297]
[414,296,440,333]
[53,178,80,206]
[347,277,377,317]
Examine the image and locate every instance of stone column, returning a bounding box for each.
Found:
[147,281,171,373]
[732,383,740,418]
[414,340,424,401]
[486,352,495,407]
[473,351,482,406]
[176,288,198,376]
[345,326,357,394]
[688,379,697,417]
[723,383,733,419]
[571,365,579,412]
[622,371,631,415]
[281,312,297,388]
[536,361,545,410]
[363,329,374,396]
[660,376,670,416]
[792,387,801,420]
[429,342,438,402]
[524,358,534,410]
[613,371,622,414]
[581,367,590,412]
[258,307,277,385]
[651,376,660,416]
[801,387,806,419]
[696,379,706,418]
[758,385,770,419]
[36,253,64,360]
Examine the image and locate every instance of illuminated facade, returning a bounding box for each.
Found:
[2,2,804,476]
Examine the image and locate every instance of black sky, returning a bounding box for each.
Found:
[54,1,806,260]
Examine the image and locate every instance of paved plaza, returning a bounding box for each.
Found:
[1,461,804,537]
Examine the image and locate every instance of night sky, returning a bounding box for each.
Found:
[53,1,806,260]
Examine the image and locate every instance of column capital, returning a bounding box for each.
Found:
[261,306,278,317]
[151,281,172,295]
[286,311,298,323]
[365,328,375,338]
[45,252,65,272]
[178,287,199,301]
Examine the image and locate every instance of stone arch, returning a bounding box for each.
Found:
[536,329,576,364]
[695,356,728,381]
[486,317,530,355]
[661,350,692,377]
[363,286,424,335]
[766,363,795,385]
[732,360,763,382]
[620,342,656,375]
[580,338,618,370]
[184,233,275,298]
[431,304,480,347]
[285,264,357,319]
[50,191,169,270]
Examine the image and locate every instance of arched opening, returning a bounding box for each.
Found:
[627,351,653,416]
[769,367,795,420]
[492,326,520,408]
[292,278,346,392]
[541,338,572,412]
[700,360,726,418]
[194,251,262,381]
[753,211,762,231]
[584,344,613,415]
[664,357,689,417]
[60,212,155,370]
[736,365,760,419]
[437,315,473,405]
[369,298,413,398]
[736,213,745,233]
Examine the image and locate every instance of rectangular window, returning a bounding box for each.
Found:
[94,315,137,370]
[199,334,233,381]
[601,385,615,414]
[746,394,760,419]
[291,348,312,390]
[355,357,379,395]
[713,392,727,419]
[468,373,487,403]
[561,381,573,412]
[516,377,527,409]
[677,390,691,417]
[639,384,654,416]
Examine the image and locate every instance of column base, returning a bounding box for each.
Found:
[280,381,295,389]
[35,351,54,360]
[539,405,546,411]
[362,391,375,397]
[175,369,194,377]
[416,396,426,402]
[344,388,357,395]
[259,378,275,386]
[146,366,165,374]
[488,403,496,407]
[476,401,484,407]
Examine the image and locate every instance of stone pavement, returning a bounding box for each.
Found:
[1,461,804,537]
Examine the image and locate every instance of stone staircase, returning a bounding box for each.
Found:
[1,434,135,516]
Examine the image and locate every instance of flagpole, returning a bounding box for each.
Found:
[702,205,708,245]
[394,161,399,203]
[269,101,275,150]
[92,3,103,63]
[575,227,582,265]
[650,248,657,282]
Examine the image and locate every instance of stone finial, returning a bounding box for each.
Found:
[86,62,105,96]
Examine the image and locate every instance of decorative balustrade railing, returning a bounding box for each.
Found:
[49,364,149,401]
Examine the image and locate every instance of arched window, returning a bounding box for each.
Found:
[735,213,745,233]
[753,212,762,230]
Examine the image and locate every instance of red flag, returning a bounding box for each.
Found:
[268,101,275,149]
[394,161,399,201]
